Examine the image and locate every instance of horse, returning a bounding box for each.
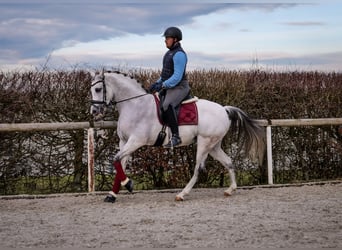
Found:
[90,70,265,202]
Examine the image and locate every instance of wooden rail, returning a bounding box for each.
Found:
[1,118,341,132]
[257,118,342,127]
[0,121,117,132]
[257,118,342,185]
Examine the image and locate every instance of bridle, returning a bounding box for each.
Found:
[90,77,149,108]
[91,78,108,105]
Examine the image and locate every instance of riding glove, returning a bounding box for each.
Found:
[149,82,163,93]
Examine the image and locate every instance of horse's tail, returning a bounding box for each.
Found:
[224,106,265,165]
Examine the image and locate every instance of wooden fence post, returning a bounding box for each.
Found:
[87,128,95,192]
[266,126,273,185]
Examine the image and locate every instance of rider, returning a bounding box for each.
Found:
[149,26,191,148]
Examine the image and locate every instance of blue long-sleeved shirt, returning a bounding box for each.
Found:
[157,51,187,89]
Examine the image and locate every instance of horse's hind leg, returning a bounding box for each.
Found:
[175,160,207,201]
[175,137,212,201]
[209,144,237,196]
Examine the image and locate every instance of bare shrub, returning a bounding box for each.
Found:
[0,68,341,194]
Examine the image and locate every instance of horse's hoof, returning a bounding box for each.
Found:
[175,195,184,201]
[224,191,233,196]
[104,195,116,203]
[124,179,134,193]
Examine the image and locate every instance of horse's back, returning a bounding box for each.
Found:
[196,99,230,135]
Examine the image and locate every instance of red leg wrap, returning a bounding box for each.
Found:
[114,160,127,180]
[111,161,127,194]
[111,174,121,194]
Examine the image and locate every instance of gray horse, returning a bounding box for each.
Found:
[90,71,265,201]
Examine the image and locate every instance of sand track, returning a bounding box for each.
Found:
[0,183,341,248]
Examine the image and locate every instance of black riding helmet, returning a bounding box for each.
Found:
[163,27,182,41]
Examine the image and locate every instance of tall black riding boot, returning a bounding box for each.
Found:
[164,105,182,148]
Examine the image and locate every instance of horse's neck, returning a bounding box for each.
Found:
[114,87,144,103]
[106,75,150,114]
[107,74,145,102]
[116,94,155,123]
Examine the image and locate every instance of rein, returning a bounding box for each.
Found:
[113,93,149,105]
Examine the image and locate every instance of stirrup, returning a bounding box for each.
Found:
[164,135,182,148]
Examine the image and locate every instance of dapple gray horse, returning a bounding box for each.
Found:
[90,71,265,201]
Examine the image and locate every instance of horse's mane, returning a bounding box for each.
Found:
[99,70,149,93]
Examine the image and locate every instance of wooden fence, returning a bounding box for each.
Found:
[1,118,341,192]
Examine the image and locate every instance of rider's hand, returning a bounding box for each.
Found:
[149,82,162,93]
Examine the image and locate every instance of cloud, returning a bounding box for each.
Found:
[186,50,342,72]
[0,2,228,63]
[1,2,338,72]
[0,2,300,63]
[281,21,325,26]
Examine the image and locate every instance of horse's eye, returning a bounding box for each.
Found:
[95,87,102,93]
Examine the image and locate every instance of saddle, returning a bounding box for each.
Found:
[153,94,198,126]
[153,93,198,146]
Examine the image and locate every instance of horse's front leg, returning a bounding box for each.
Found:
[113,158,134,191]
[105,137,144,203]
[105,158,134,203]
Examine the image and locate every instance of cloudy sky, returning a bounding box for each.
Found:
[0,0,341,72]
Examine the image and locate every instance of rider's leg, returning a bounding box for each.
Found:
[164,105,182,148]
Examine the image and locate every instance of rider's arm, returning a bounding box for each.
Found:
[162,51,187,89]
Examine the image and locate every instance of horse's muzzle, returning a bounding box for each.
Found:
[91,105,106,121]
